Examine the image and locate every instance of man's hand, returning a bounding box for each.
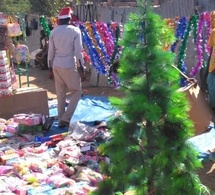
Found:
[48,60,53,69]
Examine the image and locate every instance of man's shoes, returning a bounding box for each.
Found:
[58,120,70,128]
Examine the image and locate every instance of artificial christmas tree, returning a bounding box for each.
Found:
[91,0,209,194]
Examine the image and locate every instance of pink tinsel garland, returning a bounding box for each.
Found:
[190,12,211,76]
[203,12,211,55]
[96,22,115,58]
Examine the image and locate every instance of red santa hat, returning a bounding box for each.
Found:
[58,7,73,19]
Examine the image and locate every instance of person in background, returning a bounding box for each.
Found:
[48,7,85,128]
[5,36,17,89]
[35,30,49,70]
[5,36,15,61]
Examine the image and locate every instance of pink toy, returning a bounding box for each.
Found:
[46,173,76,188]
[0,165,13,175]
[13,113,42,126]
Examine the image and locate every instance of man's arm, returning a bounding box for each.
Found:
[48,34,54,68]
[74,28,84,66]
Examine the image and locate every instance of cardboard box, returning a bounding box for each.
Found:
[0,87,49,119]
[179,84,212,135]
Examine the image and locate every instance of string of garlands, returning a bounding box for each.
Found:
[203,12,211,56]
[96,22,115,58]
[190,13,204,76]
[86,21,109,74]
[79,16,211,82]
[178,14,198,71]
[170,17,187,53]
[177,14,198,86]
[79,23,104,73]
[40,12,214,86]
[79,22,106,74]
[108,22,123,55]
[91,22,111,75]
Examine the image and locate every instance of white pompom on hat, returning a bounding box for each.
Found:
[58,7,73,19]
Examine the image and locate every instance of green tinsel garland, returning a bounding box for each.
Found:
[39,15,51,37]
[178,14,198,70]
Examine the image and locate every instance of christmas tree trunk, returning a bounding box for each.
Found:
[92,0,209,194]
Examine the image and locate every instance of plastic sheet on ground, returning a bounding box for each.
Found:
[188,124,215,161]
[46,95,117,137]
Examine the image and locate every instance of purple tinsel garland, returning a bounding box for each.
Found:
[190,13,204,76]
[96,22,115,58]
[203,12,211,55]
[190,12,212,76]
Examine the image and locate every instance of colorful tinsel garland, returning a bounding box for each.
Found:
[39,16,51,37]
[39,12,214,86]
[190,13,204,77]
[170,17,187,53]
[178,15,198,71]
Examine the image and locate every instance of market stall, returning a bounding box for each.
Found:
[0,8,215,194]
[0,13,49,121]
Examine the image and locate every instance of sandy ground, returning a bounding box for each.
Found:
[18,65,124,99]
[17,65,215,193]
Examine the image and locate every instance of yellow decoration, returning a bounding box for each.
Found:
[27,177,38,184]
[208,11,215,47]
[208,11,215,72]
[50,17,58,28]
[163,17,177,51]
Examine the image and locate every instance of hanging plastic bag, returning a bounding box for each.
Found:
[0,13,7,26]
[7,16,22,37]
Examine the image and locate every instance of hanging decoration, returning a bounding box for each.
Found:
[177,14,197,86]
[110,71,120,89]
[0,13,7,26]
[110,22,123,61]
[6,16,23,38]
[178,17,196,65]
[39,16,50,37]
[165,17,177,30]
[82,50,91,64]
[203,12,211,56]
[50,17,58,28]
[78,21,122,85]
[190,13,204,77]
[91,22,111,74]
[163,17,179,50]
[46,11,215,86]
[79,22,107,74]
[170,16,187,53]
[95,22,115,58]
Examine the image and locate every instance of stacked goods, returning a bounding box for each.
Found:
[0,50,12,97]
[0,119,110,194]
